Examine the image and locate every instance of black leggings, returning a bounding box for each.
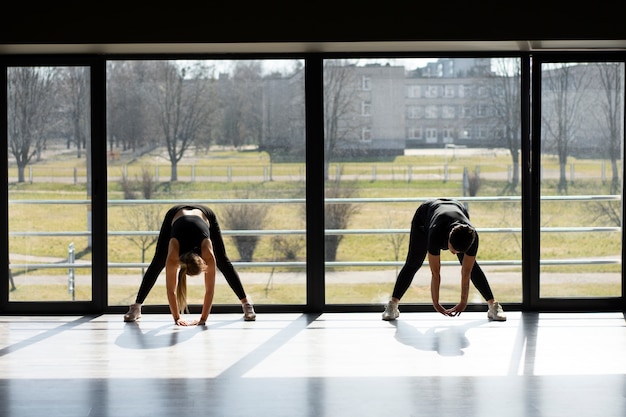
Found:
[391,210,494,302]
[135,204,247,304]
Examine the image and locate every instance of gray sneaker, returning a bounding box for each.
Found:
[382,301,400,321]
[487,301,506,321]
[242,302,256,321]
[124,303,142,322]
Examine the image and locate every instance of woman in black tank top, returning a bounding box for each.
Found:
[123,204,256,325]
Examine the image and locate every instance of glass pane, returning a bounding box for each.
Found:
[8,66,93,302]
[540,62,624,297]
[323,58,523,306]
[106,59,306,310]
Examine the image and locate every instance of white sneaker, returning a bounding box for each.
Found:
[382,300,400,321]
[242,302,256,321]
[124,303,142,322]
[487,301,507,321]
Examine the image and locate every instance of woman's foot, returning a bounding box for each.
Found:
[242,302,256,321]
[382,299,400,321]
[124,303,142,322]
[487,301,506,321]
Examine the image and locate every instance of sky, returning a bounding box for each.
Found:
[212,58,440,76]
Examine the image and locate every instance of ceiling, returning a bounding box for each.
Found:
[1,40,625,56]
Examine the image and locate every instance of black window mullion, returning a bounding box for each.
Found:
[305,55,325,312]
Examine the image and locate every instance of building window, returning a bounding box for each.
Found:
[442,105,456,119]
[407,85,420,98]
[408,126,423,139]
[444,85,455,97]
[424,85,439,98]
[425,128,438,143]
[407,105,423,119]
[362,76,371,91]
[425,105,438,119]
[362,101,371,116]
[361,127,372,142]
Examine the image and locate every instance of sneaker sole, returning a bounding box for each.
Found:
[488,316,506,322]
[124,315,141,322]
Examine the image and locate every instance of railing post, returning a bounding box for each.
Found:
[68,242,75,301]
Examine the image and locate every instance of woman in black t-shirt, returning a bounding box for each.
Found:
[382,198,506,322]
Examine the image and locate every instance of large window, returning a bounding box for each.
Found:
[1,53,624,314]
[105,59,306,309]
[8,66,93,302]
[322,58,523,307]
[539,61,624,299]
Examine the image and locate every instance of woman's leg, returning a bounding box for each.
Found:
[456,253,506,321]
[199,205,256,321]
[134,206,181,304]
[199,206,247,301]
[391,212,428,301]
[456,253,495,302]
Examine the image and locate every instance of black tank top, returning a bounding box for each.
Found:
[170,215,210,255]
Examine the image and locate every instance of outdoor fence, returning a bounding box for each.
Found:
[8,195,622,273]
[8,161,620,184]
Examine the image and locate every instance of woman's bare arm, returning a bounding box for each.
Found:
[198,239,216,325]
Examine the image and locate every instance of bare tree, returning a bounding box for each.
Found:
[57,66,93,247]
[589,62,624,226]
[56,67,90,158]
[596,62,624,194]
[542,63,591,194]
[258,69,304,161]
[324,177,361,262]
[216,61,263,149]
[107,61,150,153]
[7,67,56,182]
[323,60,362,179]
[123,206,162,275]
[488,58,522,194]
[150,61,215,181]
[383,217,407,275]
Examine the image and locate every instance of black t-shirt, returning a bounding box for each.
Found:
[419,199,478,256]
[171,215,210,255]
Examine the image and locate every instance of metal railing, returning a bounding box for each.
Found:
[8,195,622,271]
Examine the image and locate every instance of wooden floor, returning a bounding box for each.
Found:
[1,311,625,417]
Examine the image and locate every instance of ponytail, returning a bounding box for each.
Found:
[176,251,205,315]
[176,265,189,315]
